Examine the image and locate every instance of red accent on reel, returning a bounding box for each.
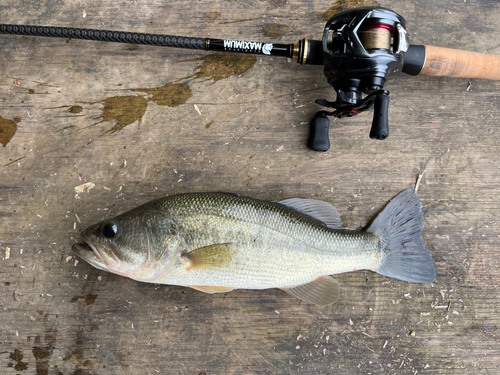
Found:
[364,24,394,34]
[335,109,360,118]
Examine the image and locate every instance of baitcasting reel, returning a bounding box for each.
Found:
[308,7,408,151]
[1,7,499,151]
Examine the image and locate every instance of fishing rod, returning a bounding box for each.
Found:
[1,7,499,151]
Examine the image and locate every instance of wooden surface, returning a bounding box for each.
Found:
[1,0,499,374]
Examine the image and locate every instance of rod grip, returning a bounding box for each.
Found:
[420,45,500,80]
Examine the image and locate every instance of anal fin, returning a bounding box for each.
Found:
[282,276,340,306]
[189,285,234,294]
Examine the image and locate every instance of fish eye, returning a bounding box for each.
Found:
[102,222,118,238]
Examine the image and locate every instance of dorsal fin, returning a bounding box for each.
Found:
[282,276,341,306]
[276,198,342,229]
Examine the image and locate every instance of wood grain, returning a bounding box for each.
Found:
[420,46,500,80]
[0,0,499,374]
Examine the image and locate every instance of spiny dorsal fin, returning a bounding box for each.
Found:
[276,198,342,229]
[181,243,236,270]
[189,285,234,294]
[282,276,341,306]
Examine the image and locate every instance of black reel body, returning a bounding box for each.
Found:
[308,7,409,151]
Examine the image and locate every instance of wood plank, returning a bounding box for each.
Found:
[1,0,499,374]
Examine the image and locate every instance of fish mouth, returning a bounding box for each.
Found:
[72,233,109,271]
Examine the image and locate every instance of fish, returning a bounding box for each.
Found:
[72,188,436,306]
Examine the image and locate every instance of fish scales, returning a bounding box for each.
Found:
[147,193,380,289]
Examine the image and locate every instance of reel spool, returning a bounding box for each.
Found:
[308,7,409,151]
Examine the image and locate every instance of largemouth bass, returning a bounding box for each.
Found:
[72,188,436,306]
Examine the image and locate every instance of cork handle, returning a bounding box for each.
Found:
[420,46,500,80]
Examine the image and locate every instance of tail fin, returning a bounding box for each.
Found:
[367,188,436,283]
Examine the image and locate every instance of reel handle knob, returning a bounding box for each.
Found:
[308,113,331,151]
[370,92,390,140]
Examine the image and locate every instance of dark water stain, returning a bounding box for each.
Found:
[85,294,98,305]
[318,0,381,21]
[68,105,83,114]
[64,329,92,374]
[36,364,49,375]
[84,96,148,134]
[68,51,256,134]
[69,50,255,134]
[203,11,221,23]
[0,116,20,146]
[70,294,98,305]
[27,89,49,95]
[73,348,84,360]
[205,121,214,129]
[133,82,192,107]
[82,83,191,134]
[126,44,139,51]
[183,52,256,84]
[32,347,51,360]
[10,349,28,371]
[16,361,28,371]
[261,23,289,38]
[5,282,10,286]
[45,327,58,347]
[32,346,53,375]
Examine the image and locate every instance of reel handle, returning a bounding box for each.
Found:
[370,92,390,140]
[308,91,390,152]
[307,113,331,152]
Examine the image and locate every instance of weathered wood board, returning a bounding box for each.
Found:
[1,0,499,374]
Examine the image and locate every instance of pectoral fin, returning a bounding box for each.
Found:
[282,276,341,306]
[189,285,235,294]
[181,243,236,270]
